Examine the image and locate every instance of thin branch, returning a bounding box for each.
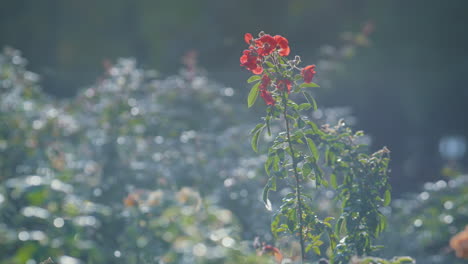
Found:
[283,95,305,261]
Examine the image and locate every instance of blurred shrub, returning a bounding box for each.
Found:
[378,175,468,263]
[0,47,275,263]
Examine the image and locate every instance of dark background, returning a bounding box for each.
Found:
[1,0,467,194]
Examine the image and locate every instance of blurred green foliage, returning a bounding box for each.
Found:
[0,47,274,263]
[378,175,468,264]
[2,0,467,195]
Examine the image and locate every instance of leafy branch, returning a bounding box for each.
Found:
[242,31,412,264]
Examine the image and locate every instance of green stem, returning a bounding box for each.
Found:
[282,95,305,261]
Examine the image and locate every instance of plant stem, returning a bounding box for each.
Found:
[282,96,306,261]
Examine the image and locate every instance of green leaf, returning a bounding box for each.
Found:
[271,214,281,238]
[302,163,313,179]
[262,184,272,211]
[394,257,416,263]
[378,213,387,234]
[305,244,321,255]
[335,217,345,235]
[300,82,320,88]
[265,61,275,68]
[330,173,337,188]
[247,82,261,108]
[298,103,312,111]
[302,92,318,111]
[383,189,391,206]
[297,117,305,128]
[270,176,277,191]
[247,75,262,83]
[306,138,319,161]
[320,178,329,187]
[287,208,296,232]
[251,126,264,153]
[328,232,337,251]
[265,153,274,176]
[272,154,280,171]
[250,123,266,135]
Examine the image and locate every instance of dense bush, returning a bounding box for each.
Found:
[0,47,274,263]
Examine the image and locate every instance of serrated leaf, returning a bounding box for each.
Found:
[247,75,262,83]
[384,189,391,206]
[306,138,319,161]
[247,82,261,108]
[300,82,320,88]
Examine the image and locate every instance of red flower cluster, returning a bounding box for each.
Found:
[241,32,318,106]
[240,33,291,74]
[301,65,316,83]
[240,49,263,74]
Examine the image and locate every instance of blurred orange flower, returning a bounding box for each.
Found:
[450,225,468,258]
[262,244,283,263]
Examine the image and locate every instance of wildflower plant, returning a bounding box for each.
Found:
[241,32,398,263]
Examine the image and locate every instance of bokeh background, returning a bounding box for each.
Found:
[1,0,468,263]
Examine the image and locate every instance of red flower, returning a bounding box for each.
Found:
[244,33,253,45]
[260,89,275,106]
[259,74,271,90]
[274,35,290,56]
[301,65,316,83]
[255,34,277,56]
[276,79,292,93]
[240,50,263,74]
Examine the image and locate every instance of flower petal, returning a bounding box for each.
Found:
[244,33,253,45]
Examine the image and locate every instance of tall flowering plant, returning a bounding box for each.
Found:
[241,32,398,264]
